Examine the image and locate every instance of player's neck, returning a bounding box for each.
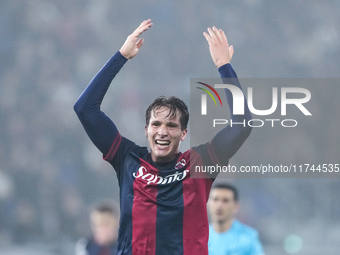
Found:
[213,218,233,233]
[150,152,180,166]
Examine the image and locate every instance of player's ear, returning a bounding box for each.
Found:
[145,125,148,138]
[180,129,188,141]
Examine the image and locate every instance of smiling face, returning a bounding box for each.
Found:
[145,106,187,163]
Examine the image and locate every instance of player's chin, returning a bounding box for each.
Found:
[153,148,175,161]
[154,150,171,159]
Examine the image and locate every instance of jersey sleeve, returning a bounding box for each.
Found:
[191,64,252,178]
[103,135,139,184]
[210,63,252,166]
[74,51,128,156]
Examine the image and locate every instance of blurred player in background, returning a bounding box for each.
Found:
[74,19,252,255]
[76,201,119,255]
[208,183,264,255]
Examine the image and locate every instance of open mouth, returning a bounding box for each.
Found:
[155,140,170,146]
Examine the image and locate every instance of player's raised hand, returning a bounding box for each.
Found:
[203,26,234,68]
[119,19,153,59]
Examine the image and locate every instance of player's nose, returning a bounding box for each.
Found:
[157,125,168,137]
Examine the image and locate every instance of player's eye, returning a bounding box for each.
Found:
[152,122,161,127]
[168,122,178,128]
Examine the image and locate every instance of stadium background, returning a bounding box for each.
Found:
[0,0,339,254]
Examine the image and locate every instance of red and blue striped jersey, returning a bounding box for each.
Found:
[74,51,252,255]
[104,134,219,255]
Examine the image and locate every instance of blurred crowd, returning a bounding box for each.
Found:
[0,0,339,254]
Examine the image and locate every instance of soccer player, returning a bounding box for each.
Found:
[76,201,119,255]
[208,183,264,255]
[74,19,252,255]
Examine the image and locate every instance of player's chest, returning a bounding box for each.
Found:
[125,158,190,187]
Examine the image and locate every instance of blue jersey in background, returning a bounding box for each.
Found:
[208,220,264,255]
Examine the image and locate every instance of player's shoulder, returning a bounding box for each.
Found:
[190,142,209,153]
[121,136,148,154]
[233,219,259,237]
[189,142,212,164]
[108,136,149,166]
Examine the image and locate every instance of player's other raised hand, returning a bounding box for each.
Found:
[203,26,234,68]
[119,19,153,59]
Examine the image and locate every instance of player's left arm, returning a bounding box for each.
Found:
[203,27,252,165]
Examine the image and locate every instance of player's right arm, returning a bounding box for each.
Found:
[74,19,152,156]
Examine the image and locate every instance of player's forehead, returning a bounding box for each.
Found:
[210,188,234,199]
[150,106,181,123]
